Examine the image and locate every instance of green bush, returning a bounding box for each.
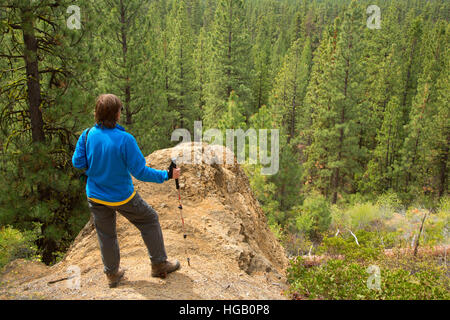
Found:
[376,192,404,214]
[267,218,285,242]
[293,193,331,241]
[317,234,383,262]
[0,225,41,270]
[346,202,384,230]
[287,256,449,300]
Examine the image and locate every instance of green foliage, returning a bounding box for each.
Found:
[0,0,99,264]
[243,163,282,222]
[376,192,404,213]
[267,220,285,242]
[303,1,367,204]
[166,0,198,129]
[346,203,385,230]
[269,143,304,213]
[400,19,449,200]
[287,255,449,300]
[317,233,383,261]
[203,0,254,127]
[331,200,396,233]
[0,225,41,270]
[218,91,247,131]
[0,143,90,264]
[402,206,449,247]
[287,198,449,300]
[292,193,331,241]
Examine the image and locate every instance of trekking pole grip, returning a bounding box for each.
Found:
[169,159,179,190]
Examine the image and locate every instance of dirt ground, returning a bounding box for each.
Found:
[0,143,289,300]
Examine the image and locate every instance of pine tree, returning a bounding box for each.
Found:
[432,61,449,198]
[360,3,403,154]
[303,1,366,203]
[203,0,253,128]
[399,13,424,122]
[251,13,274,111]
[131,2,175,154]
[184,0,204,32]
[263,36,312,215]
[93,0,151,126]
[247,102,282,224]
[400,20,448,200]
[0,0,97,263]
[365,96,405,193]
[193,27,209,118]
[361,5,406,193]
[218,90,246,131]
[302,24,339,198]
[268,34,313,208]
[166,0,196,129]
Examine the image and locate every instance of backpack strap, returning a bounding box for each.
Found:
[85,127,92,170]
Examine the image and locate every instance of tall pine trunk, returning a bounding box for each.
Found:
[120,0,132,125]
[438,135,449,198]
[21,8,45,143]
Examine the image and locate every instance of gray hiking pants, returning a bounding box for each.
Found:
[87,191,167,274]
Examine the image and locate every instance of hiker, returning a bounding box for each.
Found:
[72,93,181,288]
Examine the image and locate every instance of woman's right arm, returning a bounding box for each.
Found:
[72,130,88,169]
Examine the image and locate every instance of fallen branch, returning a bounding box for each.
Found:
[347,229,359,246]
[308,244,313,257]
[413,211,428,257]
[335,228,340,237]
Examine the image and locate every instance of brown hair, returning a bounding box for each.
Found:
[95,94,122,128]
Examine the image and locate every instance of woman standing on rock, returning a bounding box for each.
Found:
[72,93,181,288]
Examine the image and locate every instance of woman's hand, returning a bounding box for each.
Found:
[172,168,181,180]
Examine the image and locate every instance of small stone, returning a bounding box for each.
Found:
[160,203,168,208]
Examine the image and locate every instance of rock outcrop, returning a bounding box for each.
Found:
[0,142,289,300]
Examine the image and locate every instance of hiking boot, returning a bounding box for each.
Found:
[106,268,125,288]
[151,259,181,278]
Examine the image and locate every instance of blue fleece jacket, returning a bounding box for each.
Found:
[72,123,168,205]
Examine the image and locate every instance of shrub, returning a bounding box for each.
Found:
[376,191,404,214]
[317,234,383,262]
[331,202,386,234]
[0,225,41,270]
[267,218,284,242]
[294,193,331,242]
[346,202,384,230]
[287,255,449,300]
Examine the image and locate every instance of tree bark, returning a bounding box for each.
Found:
[21,8,45,143]
[332,59,349,204]
[120,0,132,125]
[226,2,233,97]
[438,134,449,198]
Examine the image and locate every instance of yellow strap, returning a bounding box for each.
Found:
[88,190,136,206]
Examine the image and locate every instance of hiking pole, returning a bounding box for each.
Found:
[169,158,190,266]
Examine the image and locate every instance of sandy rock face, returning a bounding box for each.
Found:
[0,142,289,300]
